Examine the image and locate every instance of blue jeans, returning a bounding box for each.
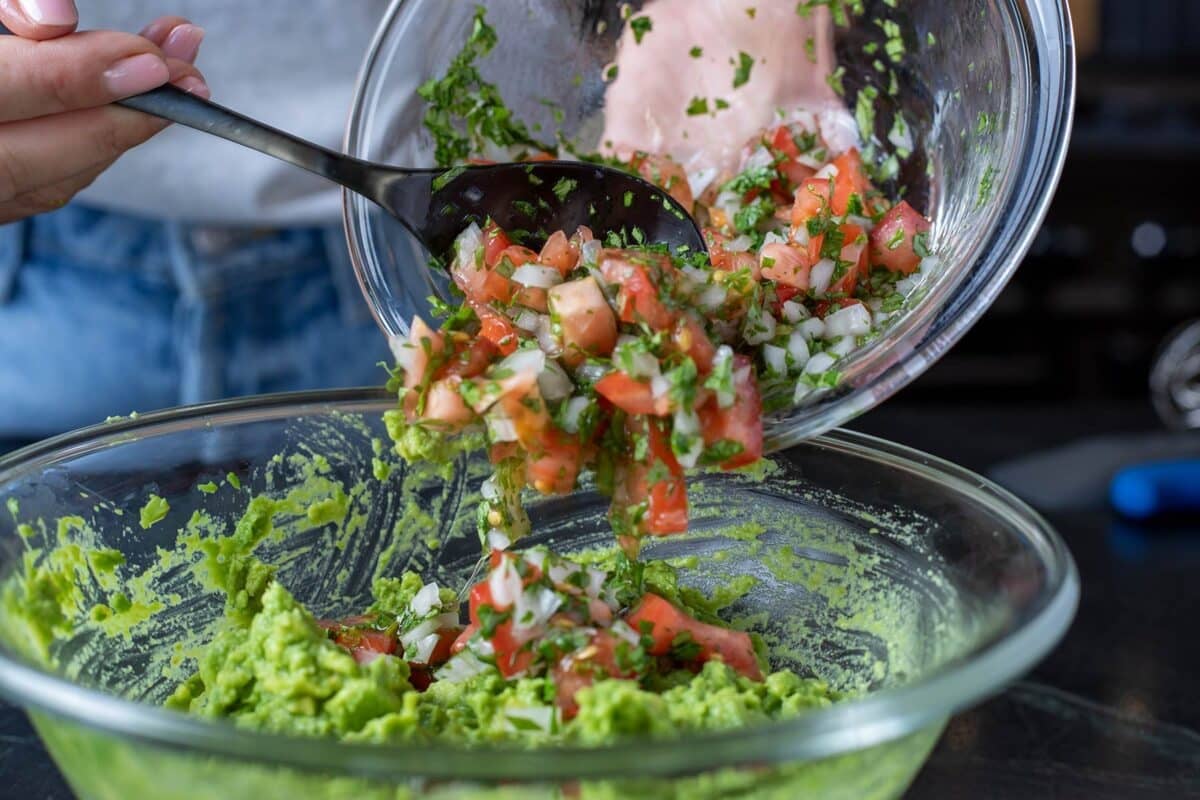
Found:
[0,204,391,442]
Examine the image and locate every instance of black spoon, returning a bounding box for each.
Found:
[118,85,705,299]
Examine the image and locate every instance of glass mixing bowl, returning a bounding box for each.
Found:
[343,0,1074,450]
[0,390,1076,799]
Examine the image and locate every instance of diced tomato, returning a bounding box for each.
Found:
[672,314,716,372]
[791,177,831,231]
[526,151,557,162]
[526,428,584,495]
[827,223,869,297]
[629,152,694,210]
[769,125,817,189]
[496,245,538,269]
[600,255,677,331]
[451,622,479,654]
[497,390,552,448]
[705,229,735,271]
[539,230,580,277]
[868,201,931,275]
[333,628,398,666]
[467,579,535,678]
[626,593,762,680]
[482,223,513,269]
[552,630,628,719]
[425,628,460,667]
[436,336,498,380]
[408,666,435,692]
[547,277,618,367]
[595,371,670,417]
[470,301,519,356]
[398,318,446,392]
[513,286,549,313]
[697,355,762,470]
[615,420,688,536]
[468,158,497,166]
[759,242,811,290]
[830,148,874,217]
[418,377,474,431]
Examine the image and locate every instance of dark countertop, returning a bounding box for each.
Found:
[1,403,1198,798]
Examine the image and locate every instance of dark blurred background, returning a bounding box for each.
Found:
[852,2,1200,796]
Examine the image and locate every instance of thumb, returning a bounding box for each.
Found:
[0,0,78,40]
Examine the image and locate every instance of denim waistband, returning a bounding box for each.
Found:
[0,204,371,325]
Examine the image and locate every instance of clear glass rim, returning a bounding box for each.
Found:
[0,389,1078,782]
[341,0,1076,451]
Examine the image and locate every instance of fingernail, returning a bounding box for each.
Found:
[175,75,210,100]
[162,23,205,63]
[17,0,77,26]
[103,53,170,97]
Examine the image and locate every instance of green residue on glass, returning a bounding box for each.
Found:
[226,473,242,490]
[139,496,170,530]
[197,482,219,495]
[370,458,391,482]
[5,498,17,520]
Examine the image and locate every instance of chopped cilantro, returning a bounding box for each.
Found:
[686,97,710,116]
[689,46,703,58]
[733,51,755,89]
[552,177,579,203]
[629,15,653,44]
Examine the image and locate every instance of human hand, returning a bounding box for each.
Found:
[0,1,209,224]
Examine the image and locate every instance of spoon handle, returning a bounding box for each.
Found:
[117,85,384,198]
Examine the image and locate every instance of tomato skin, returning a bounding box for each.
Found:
[614,419,688,537]
[759,242,811,290]
[595,372,670,417]
[474,304,519,356]
[526,429,583,495]
[599,257,677,331]
[548,277,618,368]
[672,314,716,373]
[626,593,763,681]
[827,223,869,298]
[769,125,817,189]
[418,377,474,431]
[629,152,694,210]
[791,177,831,231]
[552,630,628,719]
[697,355,762,470]
[496,245,538,269]
[830,148,874,217]
[868,201,931,275]
[482,223,513,269]
[539,230,580,277]
[436,337,498,380]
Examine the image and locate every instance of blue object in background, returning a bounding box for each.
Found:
[1110,459,1200,520]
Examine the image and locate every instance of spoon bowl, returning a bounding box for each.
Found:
[118,85,705,336]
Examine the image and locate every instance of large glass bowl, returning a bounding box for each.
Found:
[343,0,1074,449]
[0,390,1076,799]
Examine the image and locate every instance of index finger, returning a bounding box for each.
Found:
[0,0,78,40]
[0,30,171,123]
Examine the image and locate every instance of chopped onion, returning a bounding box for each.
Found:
[617,348,660,380]
[761,231,788,248]
[715,189,742,220]
[400,612,458,649]
[388,335,415,371]
[809,259,836,294]
[574,362,610,385]
[534,317,561,357]
[409,582,442,618]
[681,266,710,285]
[480,475,500,502]
[560,396,591,434]
[650,374,671,400]
[711,346,735,408]
[919,254,941,276]
[525,549,547,571]
[488,557,522,608]
[687,166,719,198]
[511,264,563,289]
[486,529,511,551]
[547,563,572,585]
[498,348,546,376]
[828,336,856,357]
[793,224,811,247]
[889,113,914,152]
[610,620,640,647]
[744,145,775,173]
[787,330,812,368]
[537,361,573,402]
[486,409,518,442]
[795,152,823,170]
[824,304,873,338]
[512,309,544,334]
[437,650,491,683]
[672,408,703,469]
[847,215,874,231]
[580,239,602,268]
[781,300,809,324]
[585,568,607,599]
[412,632,442,664]
[453,222,483,271]
[793,380,814,404]
[513,586,561,638]
[895,276,917,297]
[814,163,840,181]
[724,234,754,253]
[763,344,788,377]
[798,317,826,341]
[804,352,837,376]
[742,307,777,346]
[697,284,728,312]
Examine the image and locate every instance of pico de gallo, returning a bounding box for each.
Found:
[386,120,932,552]
[317,546,775,726]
